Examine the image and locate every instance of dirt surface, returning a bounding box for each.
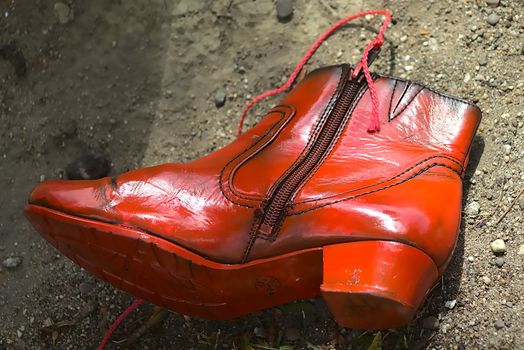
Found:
[1,0,523,349]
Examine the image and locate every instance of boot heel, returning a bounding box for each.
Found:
[321,241,438,329]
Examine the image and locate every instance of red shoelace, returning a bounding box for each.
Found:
[98,9,392,350]
[97,299,143,350]
[237,9,392,136]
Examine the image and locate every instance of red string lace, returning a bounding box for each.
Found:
[98,298,143,350]
[237,9,392,136]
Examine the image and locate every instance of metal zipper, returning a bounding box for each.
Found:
[255,68,363,238]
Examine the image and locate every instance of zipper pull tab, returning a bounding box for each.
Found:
[258,223,274,236]
[254,200,274,236]
[351,46,381,81]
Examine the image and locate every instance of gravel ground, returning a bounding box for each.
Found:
[1,0,523,349]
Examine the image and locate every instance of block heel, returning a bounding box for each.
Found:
[321,241,439,329]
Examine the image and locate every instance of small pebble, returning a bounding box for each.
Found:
[466,201,480,217]
[53,2,74,24]
[482,276,491,285]
[490,239,507,254]
[487,13,500,26]
[422,316,440,330]
[79,282,95,294]
[445,300,457,309]
[2,256,22,268]
[478,55,488,66]
[495,257,505,268]
[518,198,524,211]
[486,0,500,6]
[253,327,267,338]
[441,323,450,333]
[494,319,505,330]
[65,153,111,180]
[276,0,293,22]
[517,244,524,256]
[214,89,226,108]
[468,256,475,262]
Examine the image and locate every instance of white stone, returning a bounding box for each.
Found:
[466,201,481,217]
[490,239,507,254]
[445,300,457,309]
[2,256,22,268]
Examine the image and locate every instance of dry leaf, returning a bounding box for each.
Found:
[52,330,59,346]
[367,331,382,350]
[297,68,308,82]
[42,318,54,328]
[55,319,77,328]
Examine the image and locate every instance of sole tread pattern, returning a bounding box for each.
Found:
[25,205,323,320]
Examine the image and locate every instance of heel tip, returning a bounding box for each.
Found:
[321,289,416,329]
[322,241,439,329]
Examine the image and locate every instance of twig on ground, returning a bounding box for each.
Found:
[496,187,524,225]
[125,306,169,345]
[319,0,337,17]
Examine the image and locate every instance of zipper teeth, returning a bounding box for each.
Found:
[260,77,361,231]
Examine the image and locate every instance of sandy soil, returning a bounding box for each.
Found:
[1,0,523,349]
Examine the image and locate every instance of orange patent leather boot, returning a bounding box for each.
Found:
[24,11,481,328]
[25,63,481,329]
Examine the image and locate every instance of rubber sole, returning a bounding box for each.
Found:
[25,204,439,329]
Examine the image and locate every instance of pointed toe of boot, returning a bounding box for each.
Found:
[27,177,120,222]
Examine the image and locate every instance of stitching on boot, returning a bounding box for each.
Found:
[258,67,360,241]
[258,83,370,241]
[283,86,368,205]
[390,85,425,121]
[257,65,351,205]
[241,65,350,262]
[294,154,463,206]
[289,163,462,216]
[218,107,291,208]
[225,106,294,202]
[387,79,398,121]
